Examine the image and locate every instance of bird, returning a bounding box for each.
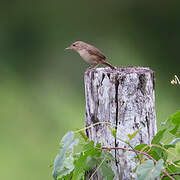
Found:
[65,41,115,69]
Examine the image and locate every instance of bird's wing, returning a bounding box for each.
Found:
[86,46,106,60]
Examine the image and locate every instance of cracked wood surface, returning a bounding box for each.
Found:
[84,66,157,180]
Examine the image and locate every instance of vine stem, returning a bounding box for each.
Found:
[99,146,175,180]
[89,154,107,180]
[74,122,115,133]
[100,146,157,163]
[161,172,180,178]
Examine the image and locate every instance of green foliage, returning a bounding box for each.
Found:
[145,129,169,162]
[166,160,180,174]
[72,141,102,180]
[98,152,115,180]
[52,131,79,179]
[136,159,164,180]
[151,129,166,144]
[175,142,180,155]
[52,111,180,179]
[52,132,114,180]
[111,128,117,138]
[134,144,148,151]
[135,111,180,179]
[166,110,180,137]
[169,138,180,146]
[128,129,141,141]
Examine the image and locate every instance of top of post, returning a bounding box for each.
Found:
[85,66,154,75]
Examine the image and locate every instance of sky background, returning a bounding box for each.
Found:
[0,1,180,179]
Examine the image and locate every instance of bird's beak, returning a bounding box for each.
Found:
[65,47,71,50]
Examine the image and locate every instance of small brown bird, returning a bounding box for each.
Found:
[65,41,115,69]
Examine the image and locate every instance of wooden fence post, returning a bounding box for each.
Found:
[84,66,157,180]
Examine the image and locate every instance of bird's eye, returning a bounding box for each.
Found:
[73,44,76,46]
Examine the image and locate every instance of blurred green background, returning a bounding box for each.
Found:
[0,1,180,179]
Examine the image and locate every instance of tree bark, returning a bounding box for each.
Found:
[84,66,157,180]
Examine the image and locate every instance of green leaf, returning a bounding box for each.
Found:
[83,142,103,171]
[84,150,114,180]
[52,131,79,180]
[83,140,95,151]
[169,137,180,145]
[136,159,164,180]
[128,129,141,141]
[148,150,161,162]
[163,144,175,149]
[170,124,180,137]
[61,172,73,180]
[175,142,180,155]
[134,144,148,151]
[78,130,89,142]
[55,154,74,179]
[153,159,164,177]
[60,131,79,153]
[165,160,180,180]
[164,137,180,149]
[133,144,149,161]
[170,110,180,124]
[99,160,114,180]
[167,110,180,137]
[111,128,117,138]
[102,151,114,161]
[151,129,166,144]
[72,152,87,180]
[166,160,180,174]
[84,156,97,171]
[149,146,168,162]
[137,160,154,180]
[72,141,102,180]
[95,151,114,180]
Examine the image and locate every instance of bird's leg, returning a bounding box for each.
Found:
[89,63,100,69]
[93,63,100,69]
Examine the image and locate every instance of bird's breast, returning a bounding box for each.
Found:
[78,49,96,64]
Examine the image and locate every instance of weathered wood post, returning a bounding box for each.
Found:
[84,66,157,180]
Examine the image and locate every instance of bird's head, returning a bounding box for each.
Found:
[65,41,87,52]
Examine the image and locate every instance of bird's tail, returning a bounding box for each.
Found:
[102,61,115,70]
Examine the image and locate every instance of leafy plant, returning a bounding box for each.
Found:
[52,132,114,180]
[52,111,180,180]
[136,159,164,180]
[52,131,79,179]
